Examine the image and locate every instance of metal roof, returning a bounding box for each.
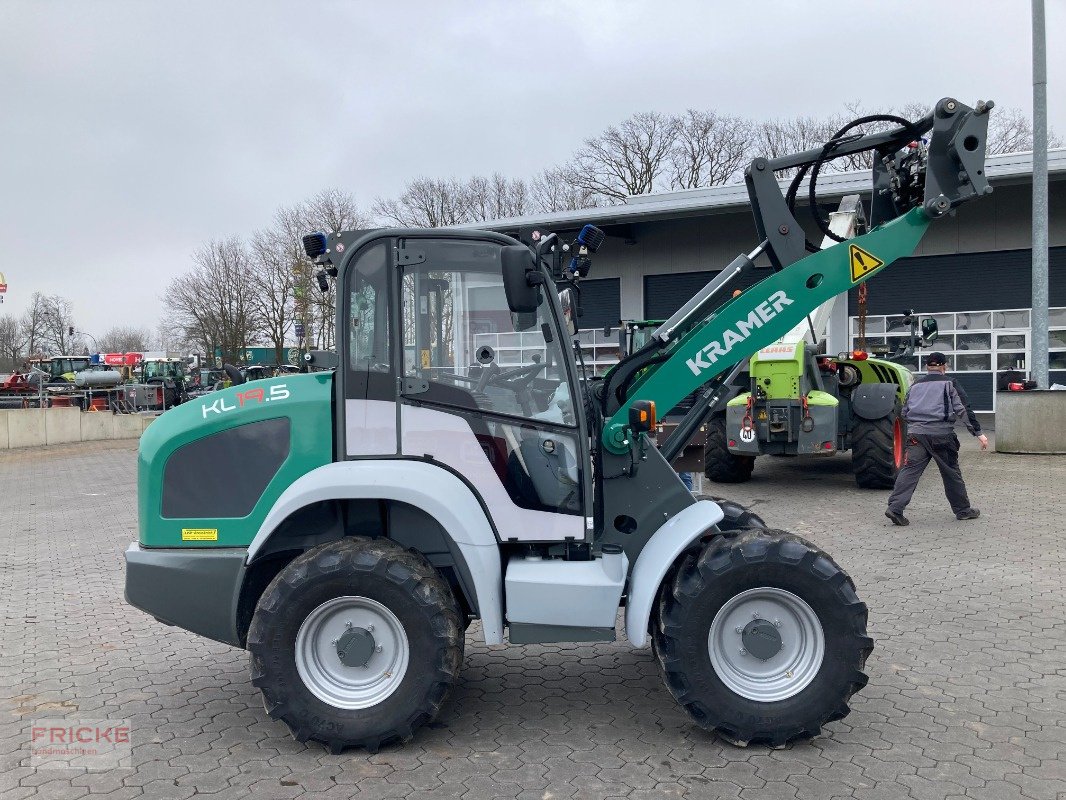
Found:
[467,148,1066,233]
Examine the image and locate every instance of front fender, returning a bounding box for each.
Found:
[624,500,725,647]
[247,459,505,645]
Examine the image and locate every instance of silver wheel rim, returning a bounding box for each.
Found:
[295,596,409,709]
[708,587,825,702]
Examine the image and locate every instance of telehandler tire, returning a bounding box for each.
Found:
[652,529,873,747]
[247,537,464,753]
[705,416,755,484]
[851,406,904,489]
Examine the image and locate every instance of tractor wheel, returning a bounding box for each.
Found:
[693,494,766,531]
[851,405,904,489]
[653,529,873,747]
[247,537,464,753]
[705,416,755,484]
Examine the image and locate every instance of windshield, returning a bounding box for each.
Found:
[144,361,184,379]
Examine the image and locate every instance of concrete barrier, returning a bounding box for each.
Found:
[996,390,1066,454]
[46,407,82,445]
[81,411,116,441]
[0,409,157,451]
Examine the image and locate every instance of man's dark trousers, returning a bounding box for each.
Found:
[887,433,971,515]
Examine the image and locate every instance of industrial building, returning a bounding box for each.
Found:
[473,149,1066,417]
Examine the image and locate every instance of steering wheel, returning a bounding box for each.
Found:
[494,363,546,386]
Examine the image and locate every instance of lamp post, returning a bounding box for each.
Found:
[75,331,99,354]
[1031,0,1049,388]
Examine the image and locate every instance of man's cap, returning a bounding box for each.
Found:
[926,351,948,366]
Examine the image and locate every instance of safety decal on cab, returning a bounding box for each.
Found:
[849,244,885,282]
[201,384,290,418]
[182,528,218,541]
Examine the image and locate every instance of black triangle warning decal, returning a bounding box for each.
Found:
[849,244,885,282]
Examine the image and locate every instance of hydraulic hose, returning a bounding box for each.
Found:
[785,114,921,251]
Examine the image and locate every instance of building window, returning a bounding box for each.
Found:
[849,306,1066,412]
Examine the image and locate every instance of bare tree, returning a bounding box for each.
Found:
[299,189,371,350]
[752,114,844,175]
[570,111,679,202]
[38,294,78,354]
[249,224,298,366]
[99,326,153,353]
[168,237,258,365]
[464,174,531,221]
[669,110,753,189]
[986,106,1063,154]
[0,314,26,371]
[373,177,472,228]
[18,292,51,357]
[530,167,597,213]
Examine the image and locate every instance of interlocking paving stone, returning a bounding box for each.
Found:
[2,437,1063,799]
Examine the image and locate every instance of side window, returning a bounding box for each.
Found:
[401,241,575,426]
[345,241,392,399]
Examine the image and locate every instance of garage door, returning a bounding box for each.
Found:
[643,268,765,320]
[576,277,621,330]
[643,271,715,320]
[848,246,1066,314]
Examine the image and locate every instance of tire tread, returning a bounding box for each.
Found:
[655,529,872,747]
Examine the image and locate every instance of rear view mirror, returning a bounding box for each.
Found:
[921,318,939,343]
[501,246,539,314]
[558,288,578,337]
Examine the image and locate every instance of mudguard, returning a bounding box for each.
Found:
[246,460,505,644]
[624,500,725,647]
[850,383,898,420]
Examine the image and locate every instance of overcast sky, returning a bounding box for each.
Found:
[1,0,1062,338]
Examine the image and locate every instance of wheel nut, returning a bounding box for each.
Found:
[375,645,383,653]
[735,626,743,634]
[739,648,747,655]
[367,624,374,632]
[774,619,782,627]
[752,611,759,619]
[345,620,353,629]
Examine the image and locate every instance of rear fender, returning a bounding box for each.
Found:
[850,383,898,421]
[247,459,504,644]
[625,500,725,647]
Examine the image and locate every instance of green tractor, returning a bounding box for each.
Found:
[716,340,926,488]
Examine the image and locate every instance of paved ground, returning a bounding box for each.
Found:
[1,438,1064,800]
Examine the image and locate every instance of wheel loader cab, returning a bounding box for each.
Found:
[338,232,591,539]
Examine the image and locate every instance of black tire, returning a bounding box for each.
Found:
[851,404,904,489]
[247,537,464,753]
[705,416,755,484]
[693,494,767,531]
[653,529,873,747]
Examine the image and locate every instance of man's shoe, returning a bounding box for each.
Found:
[885,510,909,526]
[956,508,981,520]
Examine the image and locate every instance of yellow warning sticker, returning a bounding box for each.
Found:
[420,349,431,369]
[849,244,885,282]
[181,528,218,541]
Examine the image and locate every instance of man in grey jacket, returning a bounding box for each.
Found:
[885,352,989,526]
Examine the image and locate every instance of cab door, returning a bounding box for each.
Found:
[395,237,589,543]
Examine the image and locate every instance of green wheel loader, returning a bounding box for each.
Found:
[126,98,993,751]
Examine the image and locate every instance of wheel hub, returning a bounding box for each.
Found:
[708,586,825,702]
[295,596,409,710]
[335,626,376,668]
[741,618,782,660]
